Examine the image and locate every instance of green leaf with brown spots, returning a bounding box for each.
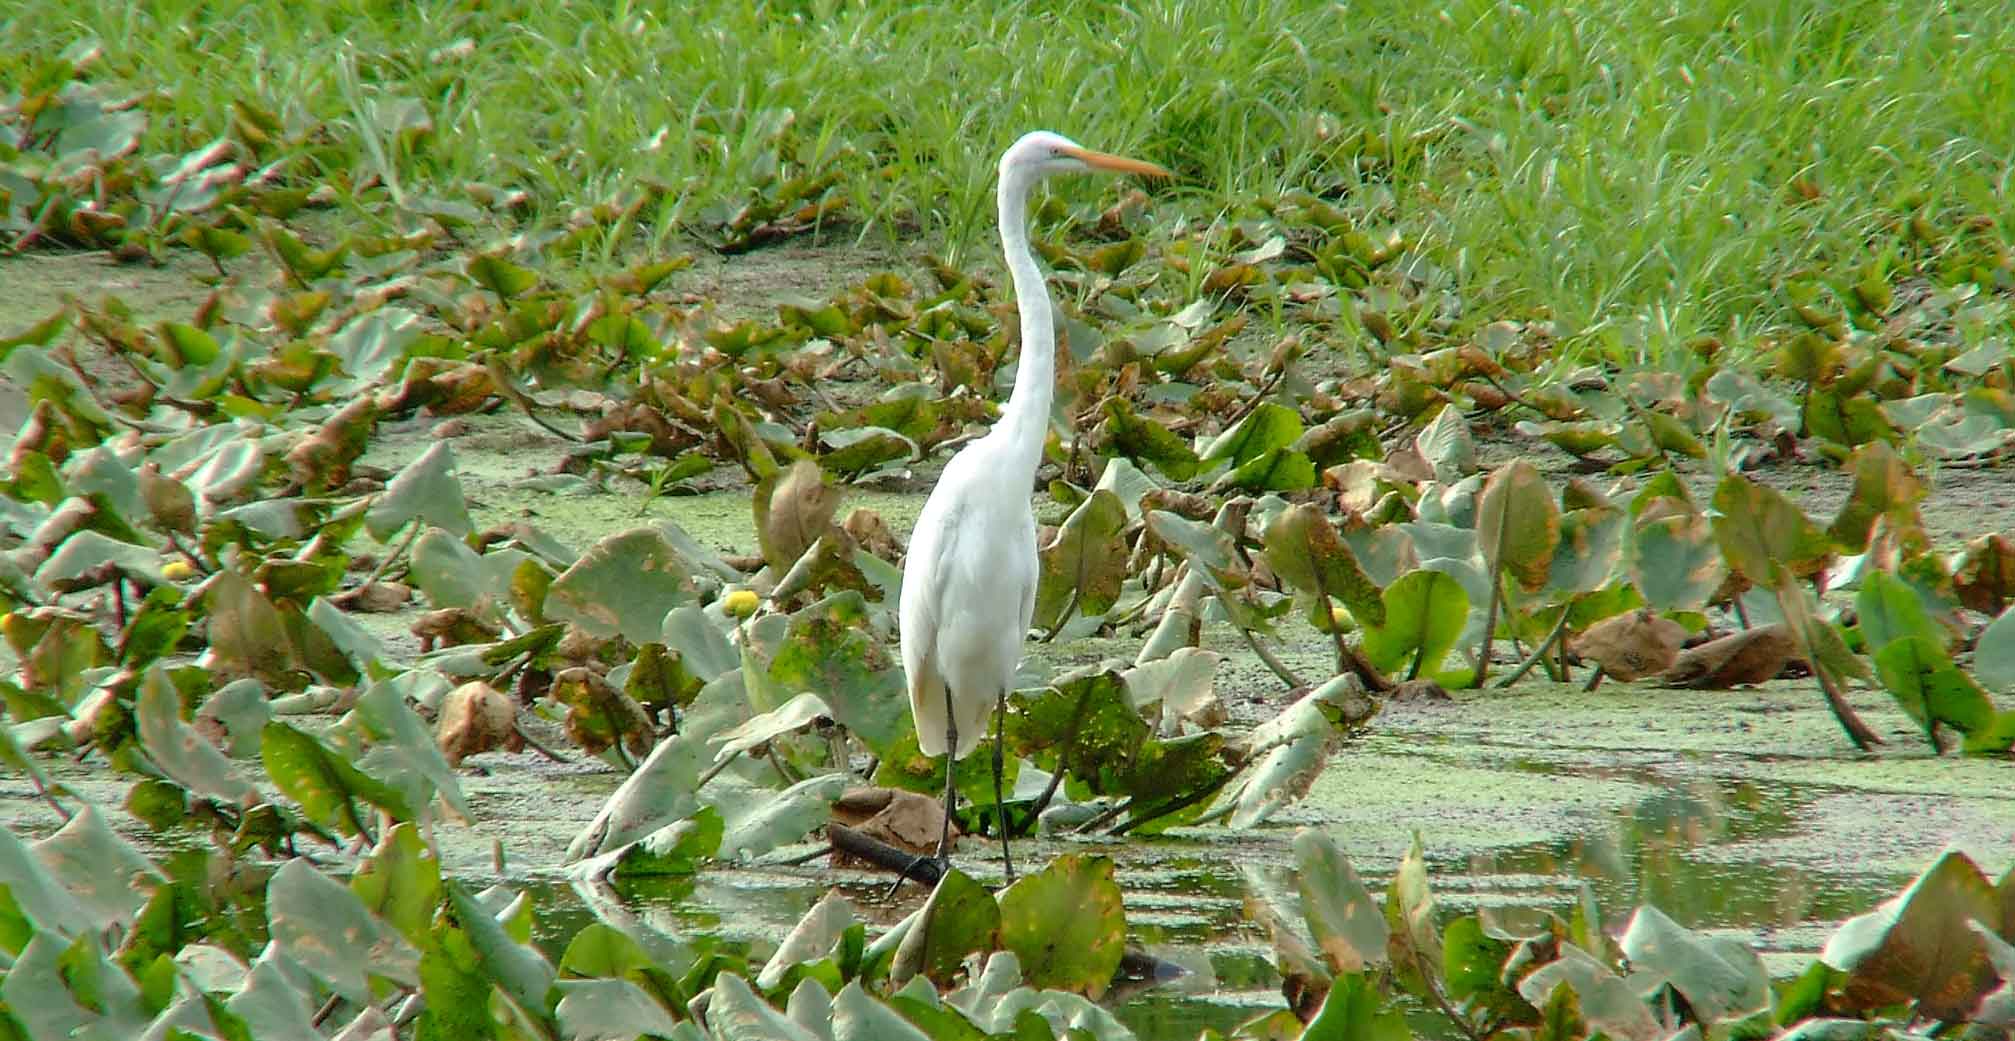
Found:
[1711,474,1831,584]
[545,527,698,644]
[997,854,1125,998]
[1476,461,1559,593]
[1264,502,1385,627]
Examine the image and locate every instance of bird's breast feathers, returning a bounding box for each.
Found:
[898,444,1038,698]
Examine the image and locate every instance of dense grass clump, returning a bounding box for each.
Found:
[6,0,2010,354]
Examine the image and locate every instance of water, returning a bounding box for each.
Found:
[512,767,1921,1037]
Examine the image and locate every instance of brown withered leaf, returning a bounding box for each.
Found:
[1660,624,1798,688]
[9,400,70,467]
[1323,460,1385,514]
[552,666,654,758]
[378,358,500,415]
[829,786,957,866]
[1829,441,1928,556]
[1139,488,1214,519]
[1458,380,1510,411]
[758,459,841,573]
[1389,679,1452,702]
[842,507,904,563]
[1476,460,1560,593]
[329,581,413,613]
[1574,609,1688,682]
[1381,444,1434,485]
[411,607,502,652]
[1954,534,2015,615]
[286,394,381,492]
[139,462,197,535]
[1095,188,1153,238]
[582,401,701,457]
[436,681,522,766]
[769,526,872,603]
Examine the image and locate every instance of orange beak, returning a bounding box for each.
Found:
[1059,146,1172,179]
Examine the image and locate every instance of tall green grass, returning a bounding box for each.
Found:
[7,0,2011,357]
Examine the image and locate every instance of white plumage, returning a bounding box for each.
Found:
[897,131,1168,878]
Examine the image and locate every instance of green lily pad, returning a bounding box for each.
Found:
[1416,406,1476,481]
[30,804,162,932]
[1034,489,1129,630]
[444,880,557,1026]
[546,527,698,644]
[997,854,1125,998]
[1361,569,1470,681]
[1711,474,1831,584]
[1977,607,2015,693]
[554,979,683,1041]
[768,590,908,753]
[1855,570,1944,655]
[466,253,539,299]
[1100,398,1199,480]
[1619,905,1769,1025]
[573,807,723,881]
[760,891,858,989]
[1264,503,1385,627]
[1630,500,1724,613]
[1874,637,2004,752]
[1302,971,1413,1041]
[366,442,473,542]
[1200,401,1302,469]
[1292,830,1388,973]
[260,721,413,836]
[566,734,709,862]
[201,569,295,684]
[136,666,257,804]
[351,822,443,947]
[716,772,846,861]
[892,869,1000,986]
[267,858,420,1001]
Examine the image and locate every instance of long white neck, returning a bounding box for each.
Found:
[995,168,1054,481]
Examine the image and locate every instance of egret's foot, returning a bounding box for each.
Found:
[882,850,951,900]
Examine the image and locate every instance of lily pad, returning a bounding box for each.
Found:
[267,858,421,1001]
[1034,489,1129,630]
[546,527,698,644]
[1821,849,2002,1020]
[366,442,473,542]
[1361,569,1470,681]
[1476,460,1560,593]
[1264,502,1385,627]
[893,869,1001,986]
[1619,906,1769,1024]
[997,854,1125,998]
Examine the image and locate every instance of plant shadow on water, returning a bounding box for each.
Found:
[1462,767,1908,960]
[509,767,1907,1038]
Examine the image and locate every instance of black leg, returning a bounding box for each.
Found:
[993,689,1014,883]
[937,687,957,863]
[886,689,960,901]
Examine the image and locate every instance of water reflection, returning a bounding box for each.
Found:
[512,771,1910,1036]
[1466,772,1902,946]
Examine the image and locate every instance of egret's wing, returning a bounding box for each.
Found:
[899,492,959,683]
[1014,509,1038,639]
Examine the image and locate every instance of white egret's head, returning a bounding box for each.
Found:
[999,130,1171,184]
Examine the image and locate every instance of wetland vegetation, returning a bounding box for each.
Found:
[2,1,2013,1038]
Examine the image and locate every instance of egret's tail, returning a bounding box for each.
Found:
[908,670,991,760]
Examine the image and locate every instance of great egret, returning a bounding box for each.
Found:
[899,131,1169,884]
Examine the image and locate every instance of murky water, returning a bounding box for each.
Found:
[510,767,1916,1037]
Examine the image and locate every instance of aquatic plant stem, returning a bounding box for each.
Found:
[1498,607,1571,688]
